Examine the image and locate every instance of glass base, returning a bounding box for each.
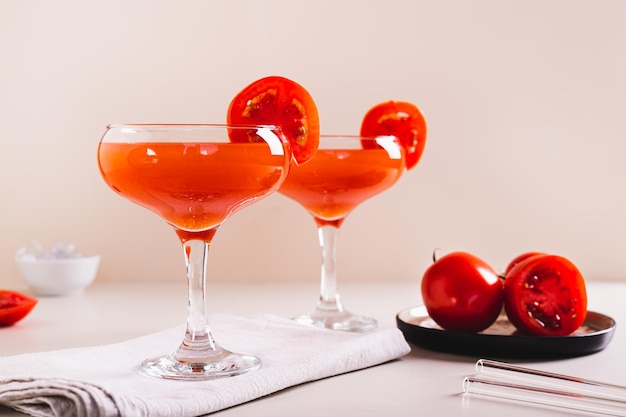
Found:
[294,308,377,332]
[141,349,261,380]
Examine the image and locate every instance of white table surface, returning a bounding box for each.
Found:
[0,280,623,416]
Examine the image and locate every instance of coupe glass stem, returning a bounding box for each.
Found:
[318,224,344,312]
[178,238,216,355]
[292,222,376,332]
[141,229,261,379]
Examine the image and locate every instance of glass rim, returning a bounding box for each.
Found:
[106,123,281,130]
[319,133,400,140]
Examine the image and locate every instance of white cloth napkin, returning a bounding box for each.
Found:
[0,313,410,417]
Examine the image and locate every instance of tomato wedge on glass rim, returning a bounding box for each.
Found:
[0,290,37,327]
[227,76,320,165]
[360,100,427,170]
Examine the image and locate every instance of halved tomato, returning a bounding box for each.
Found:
[504,255,587,336]
[503,251,545,276]
[360,100,427,170]
[0,290,37,327]
[227,76,320,165]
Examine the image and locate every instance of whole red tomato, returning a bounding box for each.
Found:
[504,254,587,336]
[421,252,503,333]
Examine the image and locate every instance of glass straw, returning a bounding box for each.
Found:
[464,376,626,416]
[476,359,626,401]
[463,359,626,416]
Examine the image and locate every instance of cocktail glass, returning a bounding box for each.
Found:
[279,135,405,332]
[97,124,290,380]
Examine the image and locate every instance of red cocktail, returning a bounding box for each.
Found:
[279,135,405,331]
[98,124,290,379]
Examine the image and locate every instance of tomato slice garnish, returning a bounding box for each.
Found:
[0,290,37,327]
[360,100,427,170]
[503,255,587,336]
[227,76,320,165]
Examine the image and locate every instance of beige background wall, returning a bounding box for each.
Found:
[1,0,625,287]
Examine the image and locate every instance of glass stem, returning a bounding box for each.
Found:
[175,238,219,360]
[317,224,344,312]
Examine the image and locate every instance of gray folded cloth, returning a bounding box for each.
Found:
[0,313,410,417]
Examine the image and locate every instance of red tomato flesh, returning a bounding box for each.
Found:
[504,255,587,336]
[360,100,427,170]
[227,76,320,165]
[0,290,37,327]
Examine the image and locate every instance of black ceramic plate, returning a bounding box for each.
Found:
[397,306,616,359]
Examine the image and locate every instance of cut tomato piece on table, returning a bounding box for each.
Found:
[0,290,37,327]
[360,100,427,170]
[504,254,587,336]
[227,76,320,165]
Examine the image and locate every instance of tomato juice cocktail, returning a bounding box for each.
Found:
[97,124,292,380]
[97,76,322,380]
[278,135,405,332]
[280,147,405,227]
[98,141,289,233]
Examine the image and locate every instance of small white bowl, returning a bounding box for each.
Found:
[15,255,101,296]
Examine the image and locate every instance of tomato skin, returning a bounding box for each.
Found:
[504,255,587,336]
[227,76,320,165]
[360,100,427,170]
[0,290,37,327]
[421,252,504,333]
[503,252,545,276]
